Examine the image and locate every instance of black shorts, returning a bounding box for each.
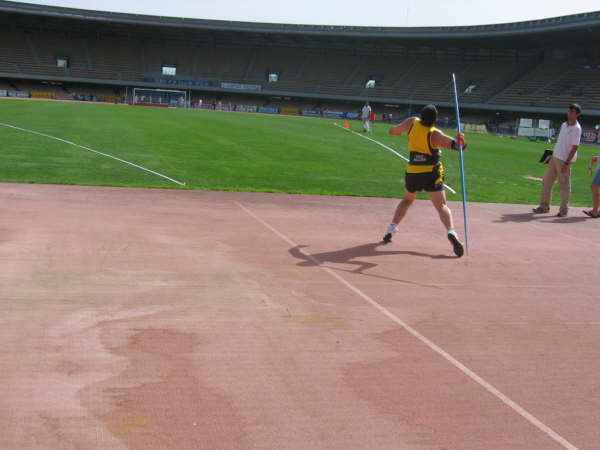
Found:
[405,164,444,193]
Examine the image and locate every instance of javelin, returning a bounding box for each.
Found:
[451,73,470,255]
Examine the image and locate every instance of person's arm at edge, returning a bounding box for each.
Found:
[389,117,416,136]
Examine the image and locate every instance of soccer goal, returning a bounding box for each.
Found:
[132,88,187,108]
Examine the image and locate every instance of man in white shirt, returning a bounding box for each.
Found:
[533,104,582,217]
[361,102,372,132]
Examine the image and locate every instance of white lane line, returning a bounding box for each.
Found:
[334,122,409,161]
[333,123,457,195]
[235,200,578,450]
[1,122,185,186]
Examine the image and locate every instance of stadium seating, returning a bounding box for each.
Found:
[489,62,600,110]
[0,79,14,90]
[2,25,599,113]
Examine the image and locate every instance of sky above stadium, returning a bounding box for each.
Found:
[20,0,600,27]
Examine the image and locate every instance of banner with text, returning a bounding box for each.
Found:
[518,127,553,138]
[143,77,214,87]
[258,106,280,114]
[519,118,533,128]
[463,123,488,134]
[322,110,346,119]
[538,119,550,129]
[221,82,262,91]
[281,107,300,115]
[235,104,258,113]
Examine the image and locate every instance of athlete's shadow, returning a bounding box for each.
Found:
[289,243,452,288]
[289,242,453,273]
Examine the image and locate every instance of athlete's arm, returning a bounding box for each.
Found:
[431,130,466,150]
[388,117,416,136]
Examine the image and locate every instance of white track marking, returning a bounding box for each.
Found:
[0,122,185,186]
[333,122,457,195]
[235,200,578,450]
[334,122,409,161]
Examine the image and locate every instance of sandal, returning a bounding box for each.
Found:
[583,210,600,218]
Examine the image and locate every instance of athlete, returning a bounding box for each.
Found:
[381,104,467,257]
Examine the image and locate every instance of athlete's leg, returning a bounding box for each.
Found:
[383,190,417,242]
[427,190,453,230]
[428,189,464,257]
[392,190,418,224]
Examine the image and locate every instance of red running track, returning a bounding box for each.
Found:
[1,183,599,449]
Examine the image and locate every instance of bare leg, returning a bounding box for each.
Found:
[392,190,418,224]
[383,190,417,242]
[427,190,453,230]
[428,190,464,257]
[592,184,600,215]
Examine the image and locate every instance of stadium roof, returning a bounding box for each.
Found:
[1,0,599,39]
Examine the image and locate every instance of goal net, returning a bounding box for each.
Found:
[132,88,187,108]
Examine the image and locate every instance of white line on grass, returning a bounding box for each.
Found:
[333,122,457,195]
[235,200,578,450]
[0,122,185,186]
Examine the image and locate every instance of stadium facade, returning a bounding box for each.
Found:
[1,0,599,127]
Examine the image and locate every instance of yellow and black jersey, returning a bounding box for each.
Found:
[406,118,442,174]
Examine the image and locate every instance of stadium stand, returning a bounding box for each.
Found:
[1,0,599,120]
[492,63,600,110]
[0,79,15,91]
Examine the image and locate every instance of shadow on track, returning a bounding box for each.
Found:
[495,212,546,223]
[288,243,453,289]
[495,212,588,224]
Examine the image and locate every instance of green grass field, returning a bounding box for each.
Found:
[1,98,598,206]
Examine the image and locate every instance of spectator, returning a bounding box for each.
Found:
[361,102,372,132]
[532,104,582,217]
